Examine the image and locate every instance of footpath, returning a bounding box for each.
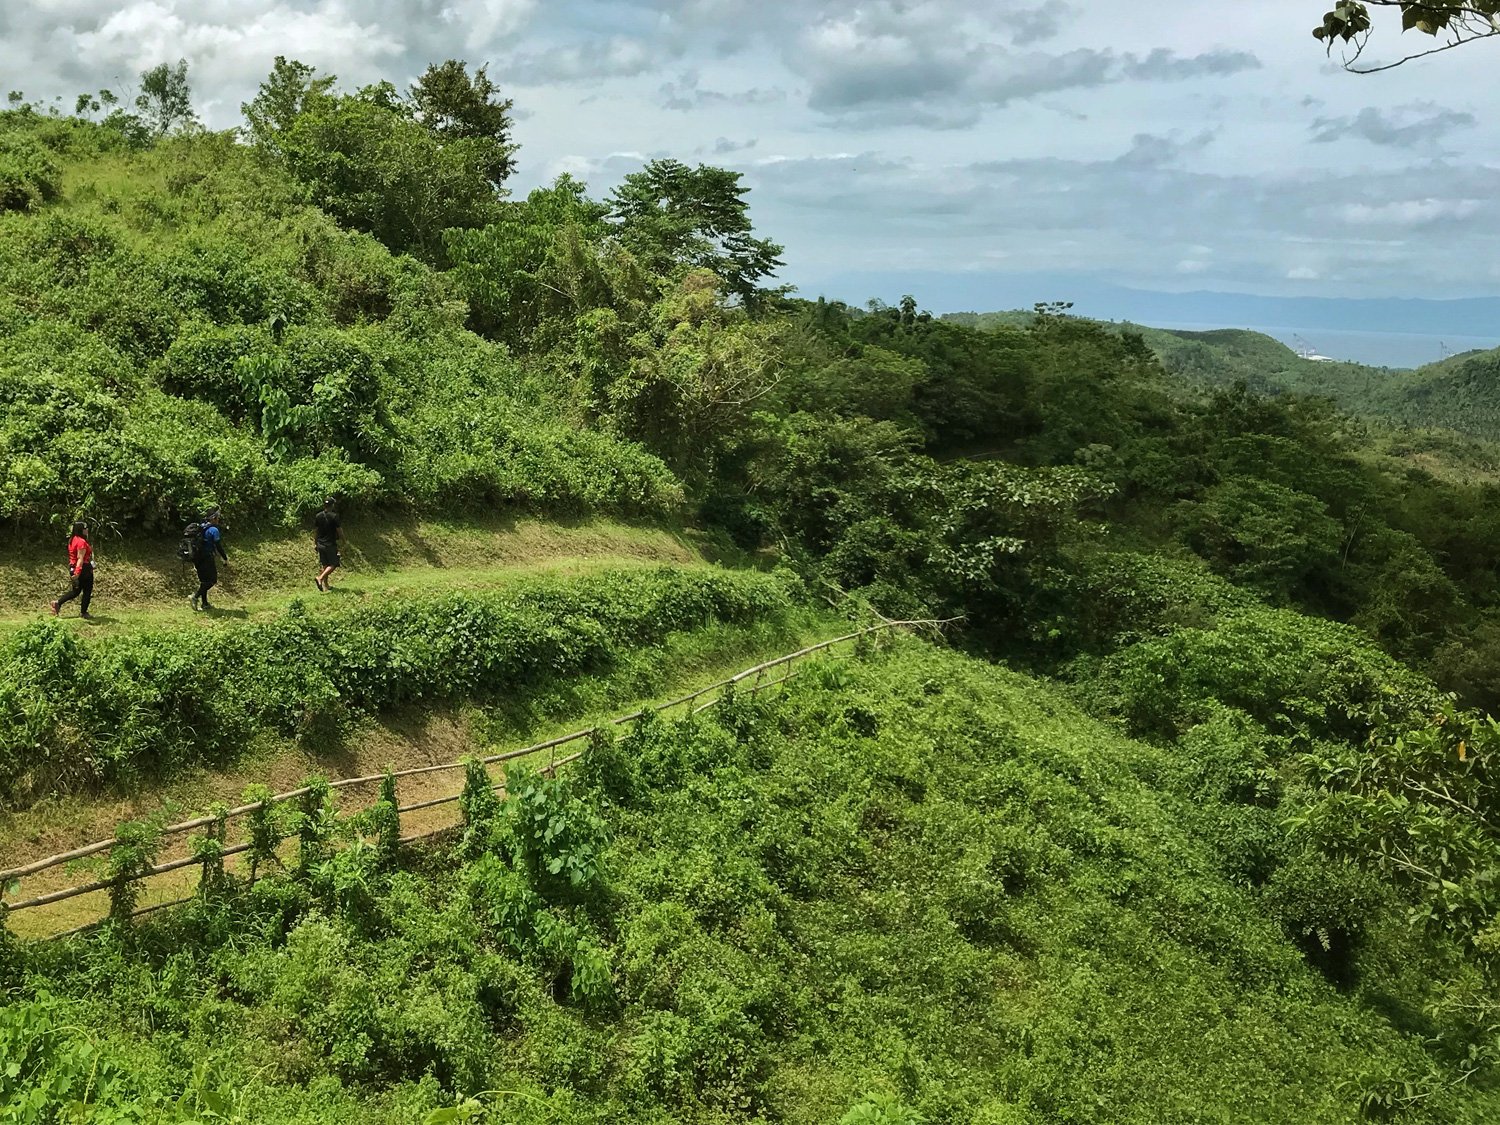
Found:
[0,515,705,633]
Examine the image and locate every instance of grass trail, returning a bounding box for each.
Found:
[0,514,713,636]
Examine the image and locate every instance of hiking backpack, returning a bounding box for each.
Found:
[177,522,204,563]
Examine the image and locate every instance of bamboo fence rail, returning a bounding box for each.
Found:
[1,618,951,933]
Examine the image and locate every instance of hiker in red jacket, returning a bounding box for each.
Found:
[50,521,94,619]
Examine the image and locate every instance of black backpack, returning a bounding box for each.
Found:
[177,522,204,563]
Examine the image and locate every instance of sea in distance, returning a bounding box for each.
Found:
[1154,323,1500,370]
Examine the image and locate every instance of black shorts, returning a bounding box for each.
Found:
[317,544,341,569]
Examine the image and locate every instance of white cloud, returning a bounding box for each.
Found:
[1340,199,1486,226]
[6,0,1500,301]
[72,2,405,81]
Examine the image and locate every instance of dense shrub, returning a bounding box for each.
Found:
[0,129,62,212]
[0,567,796,804]
[1075,603,1434,743]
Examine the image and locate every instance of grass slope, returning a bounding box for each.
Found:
[5,640,1492,1123]
[0,564,802,806]
[1,603,838,939]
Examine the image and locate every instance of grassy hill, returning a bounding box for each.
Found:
[0,114,676,536]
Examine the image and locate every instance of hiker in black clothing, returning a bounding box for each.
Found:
[191,511,228,611]
[313,496,343,592]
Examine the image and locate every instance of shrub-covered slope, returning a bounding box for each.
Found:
[0,114,678,531]
[4,641,1494,1123]
[0,566,799,804]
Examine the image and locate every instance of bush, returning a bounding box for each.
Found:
[1078,603,1433,743]
[0,130,62,212]
[0,567,796,803]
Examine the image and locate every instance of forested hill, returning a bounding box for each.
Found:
[4,61,1500,1122]
[947,309,1500,442]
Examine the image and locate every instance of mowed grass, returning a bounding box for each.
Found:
[0,514,714,634]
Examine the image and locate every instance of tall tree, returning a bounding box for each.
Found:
[242,57,336,155]
[408,60,517,188]
[1314,2,1500,70]
[607,160,784,309]
[240,59,514,262]
[135,60,197,136]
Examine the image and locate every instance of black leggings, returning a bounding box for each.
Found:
[56,567,93,614]
[194,559,218,604]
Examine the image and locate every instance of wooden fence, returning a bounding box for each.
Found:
[0,619,948,938]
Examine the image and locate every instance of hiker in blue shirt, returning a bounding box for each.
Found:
[191,511,229,611]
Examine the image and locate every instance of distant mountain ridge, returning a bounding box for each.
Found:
[813,271,1500,339]
[945,310,1500,443]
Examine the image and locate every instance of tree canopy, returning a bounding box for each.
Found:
[241,57,518,262]
[135,60,197,136]
[608,159,784,309]
[408,59,517,188]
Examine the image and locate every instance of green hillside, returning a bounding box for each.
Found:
[7,640,1499,1123]
[947,309,1500,444]
[3,68,1500,1124]
[0,117,676,533]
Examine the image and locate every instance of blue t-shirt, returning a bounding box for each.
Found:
[203,525,222,557]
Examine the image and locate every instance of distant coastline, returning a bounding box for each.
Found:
[1150,322,1500,370]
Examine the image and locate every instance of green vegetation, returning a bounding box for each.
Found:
[0,107,676,533]
[6,56,1500,1123]
[1313,2,1500,71]
[4,643,1497,1122]
[949,310,1500,446]
[0,566,798,805]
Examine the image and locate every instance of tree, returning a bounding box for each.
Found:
[601,270,783,480]
[242,57,336,155]
[408,60,517,188]
[241,59,512,261]
[1314,2,1500,71]
[607,160,784,309]
[135,60,197,136]
[443,175,613,347]
[280,94,501,260]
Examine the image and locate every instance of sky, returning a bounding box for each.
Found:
[5,0,1500,317]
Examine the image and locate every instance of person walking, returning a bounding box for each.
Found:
[313,496,343,592]
[50,521,95,619]
[191,511,228,611]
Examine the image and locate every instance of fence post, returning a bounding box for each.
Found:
[374,772,400,869]
[106,817,164,939]
[296,778,335,873]
[193,804,229,901]
[244,784,285,882]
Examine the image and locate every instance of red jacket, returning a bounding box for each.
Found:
[67,535,92,577]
